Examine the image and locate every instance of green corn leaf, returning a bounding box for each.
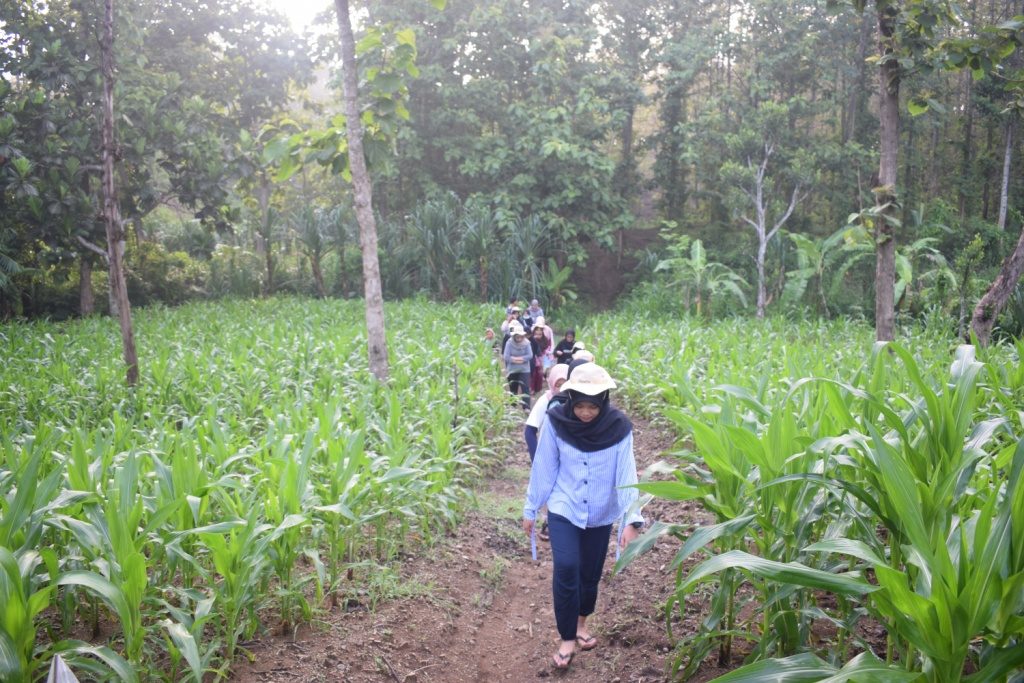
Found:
[380,467,420,483]
[56,571,131,629]
[630,480,704,500]
[714,384,770,419]
[709,652,832,681]
[314,502,357,520]
[963,643,1024,683]
[804,538,884,566]
[0,630,21,678]
[673,515,756,570]
[161,619,203,682]
[184,519,246,535]
[817,651,923,682]
[613,520,684,573]
[865,422,931,555]
[682,550,876,596]
[48,640,138,683]
[709,651,922,683]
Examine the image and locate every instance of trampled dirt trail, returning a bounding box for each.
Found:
[232,416,728,683]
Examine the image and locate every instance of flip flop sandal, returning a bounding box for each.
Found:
[576,634,597,650]
[552,650,574,669]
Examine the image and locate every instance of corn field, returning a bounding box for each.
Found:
[4,302,1023,681]
[0,298,512,681]
[601,316,1024,682]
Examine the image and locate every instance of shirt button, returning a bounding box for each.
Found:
[584,480,587,484]
[583,499,587,503]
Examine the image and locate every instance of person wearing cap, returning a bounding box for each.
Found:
[521,363,644,670]
[503,323,533,410]
[500,304,526,336]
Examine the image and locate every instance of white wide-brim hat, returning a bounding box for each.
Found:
[560,363,616,395]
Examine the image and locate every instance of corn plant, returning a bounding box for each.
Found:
[611,324,1022,682]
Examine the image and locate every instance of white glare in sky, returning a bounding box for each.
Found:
[262,0,330,32]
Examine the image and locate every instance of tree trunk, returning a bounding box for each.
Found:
[311,255,326,298]
[970,224,1024,345]
[479,255,488,302]
[874,4,899,343]
[958,2,979,221]
[843,10,873,144]
[334,0,389,381]
[998,117,1014,231]
[981,121,995,220]
[264,247,274,296]
[338,239,348,297]
[101,0,138,385]
[257,177,274,296]
[755,242,767,319]
[742,144,799,319]
[79,256,95,316]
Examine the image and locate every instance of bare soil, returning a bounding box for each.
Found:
[230,415,733,683]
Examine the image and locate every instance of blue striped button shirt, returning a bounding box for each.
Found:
[523,418,644,530]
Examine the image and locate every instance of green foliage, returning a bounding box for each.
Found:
[655,235,748,316]
[600,314,1023,682]
[208,245,264,299]
[0,298,513,679]
[125,242,208,307]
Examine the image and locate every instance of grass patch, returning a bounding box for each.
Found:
[342,562,436,611]
[475,492,524,520]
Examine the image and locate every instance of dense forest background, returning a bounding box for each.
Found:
[2,0,1024,337]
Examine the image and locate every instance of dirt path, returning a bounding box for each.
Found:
[232,416,722,683]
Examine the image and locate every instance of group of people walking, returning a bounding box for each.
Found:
[488,298,645,671]
[489,298,589,410]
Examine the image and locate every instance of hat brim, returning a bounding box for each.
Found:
[561,378,616,395]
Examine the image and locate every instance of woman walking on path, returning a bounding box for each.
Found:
[533,316,555,369]
[529,325,550,394]
[521,363,644,670]
[503,324,533,410]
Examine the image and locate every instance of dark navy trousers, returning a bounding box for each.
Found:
[546,513,612,641]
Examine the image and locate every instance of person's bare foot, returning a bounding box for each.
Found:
[575,633,597,650]
[552,640,576,669]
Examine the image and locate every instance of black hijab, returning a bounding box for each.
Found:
[547,358,590,409]
[547,389,632,452]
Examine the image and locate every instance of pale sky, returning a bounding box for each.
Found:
[262,0,331,32]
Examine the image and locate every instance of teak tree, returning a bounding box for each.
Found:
[100,0,138,385]
[333,0,390,381]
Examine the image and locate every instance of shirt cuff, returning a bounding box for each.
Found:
[624,513,644,527]
[523,508,537,521]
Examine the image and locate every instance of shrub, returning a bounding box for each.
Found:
[208,245,263,298]
[124,241,208,306]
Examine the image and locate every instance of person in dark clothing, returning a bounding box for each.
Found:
[529,325,549,394]
[554,329,576,364]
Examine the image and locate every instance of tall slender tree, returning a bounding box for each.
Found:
[334,0,389,381]
[100,0,138,385]
[873,1,900,342]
